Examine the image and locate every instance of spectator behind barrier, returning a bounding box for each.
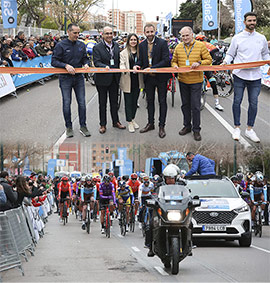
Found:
[0,184,7,205]
[22,41,37,59]
[1,47,14,67]
[0,171,18,211]
[12,42,28,61]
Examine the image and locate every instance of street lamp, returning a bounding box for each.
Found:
[64,0,67,34]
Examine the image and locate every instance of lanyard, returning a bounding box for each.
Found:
[103,40,114,59]
[183,41,196,60]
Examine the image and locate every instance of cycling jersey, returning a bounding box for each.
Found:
[99,182,116,203]
[249,184,267,202]
[81,185,97,202]
[116,185,134,205]
[58,181,72,199]
[85,40,97,56]
[127,179,141,193]
[138,182,154,204]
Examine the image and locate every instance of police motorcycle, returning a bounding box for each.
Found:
[146,181,200,275]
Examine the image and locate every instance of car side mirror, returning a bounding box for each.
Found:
[146,199,156,208]
[189,196,201,208]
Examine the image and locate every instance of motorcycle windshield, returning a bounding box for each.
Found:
[158,185,190,201]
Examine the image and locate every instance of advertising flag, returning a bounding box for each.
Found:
[1,0,17,29]
[202,0,218,30]
[234,0,253,34]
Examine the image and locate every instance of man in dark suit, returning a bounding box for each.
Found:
[134,24,170,138]
[93,26,126,134]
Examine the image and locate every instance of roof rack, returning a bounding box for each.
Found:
[185,175,224,180]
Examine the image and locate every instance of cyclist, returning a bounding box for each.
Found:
[127,173,141,216]
[81,176,97,230]
[195,34,224,111]
[108,171,118,190]
[116,180,134,225]
[248,171,267,222]
[99,174,116,234]
[58,176,72,222]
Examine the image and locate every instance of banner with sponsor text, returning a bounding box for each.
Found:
[1,0,17,28]
[234,0,253,34]
[202,0,218,31]
[0,71,16,98]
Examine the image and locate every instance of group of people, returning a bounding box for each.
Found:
[51,12,269,143]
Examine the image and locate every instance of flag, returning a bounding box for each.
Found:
[1,0,17,29]
[234,0,253,34]
[202,0,218,30]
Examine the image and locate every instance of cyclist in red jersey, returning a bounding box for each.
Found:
[58,176,72,222]
[108,171,118,190]
[195,34,224,111]
[127,173,141,215]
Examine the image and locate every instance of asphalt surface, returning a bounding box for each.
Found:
[0,77,269,148]
[2,212,270,282]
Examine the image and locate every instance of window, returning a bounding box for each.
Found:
[110,144,115,148]
[101,150,104,154]
[92,144,96,148]
[93,162,96,166]
[93,150,96,154]
[93,157,96,161]
[101,144,104,148]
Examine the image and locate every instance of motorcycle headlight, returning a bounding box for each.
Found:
[234,204,249,213]
[167,210,182,221]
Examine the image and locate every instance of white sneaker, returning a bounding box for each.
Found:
[245,129,260,143]
[128,122,135,133]
[101,228,105,234]
[132,120,140,129]
[215,103,224,111]
[138,223,142,230]
[59,217,63,223]
[232,128,241,141]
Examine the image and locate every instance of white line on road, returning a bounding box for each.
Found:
[154,266,169,276]
[251,245,270,254]
[205,102,251,149]
[118,234,124,238]
[131,246,140,252]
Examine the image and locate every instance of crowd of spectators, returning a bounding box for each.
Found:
[0,31,63,66]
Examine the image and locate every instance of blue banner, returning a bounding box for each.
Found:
[234,0,253,34]
[202,0,218,30]
[1,0,17,29]
[47,159,57,178]
[12,55,53,88]
[117,147,127,160]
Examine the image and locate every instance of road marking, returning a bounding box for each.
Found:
[131,246,140,252]
[154,266,169,276]
[53,91,98,148]
[205,102,251,149]
[251,245,270,254]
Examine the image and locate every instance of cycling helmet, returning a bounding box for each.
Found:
[143,176,150,183]
[93,177,97,182]
[131,173,138,179]
[81,176,86,182]
[108,172,114,177]
[76,176,81,181]
[85,175,92,182]
[117,176,122,182]
[153,175,160,182]
[236,173,243,181]
[195,34,206,41]
[61,176,69,181]
[103,174,110,183]
[163,165,178,178]
[230,175,238,182]
[180,169,187,175]
[169,42,177,49]
[119,180,126,187]
[140,172,147,179]
[71,177,76,183]
[255,171,264,183]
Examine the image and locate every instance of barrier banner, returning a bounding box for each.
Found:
[0,72,16,98]
[12,56,53,88]
[234,0,253,34]
[1,0,17,29]
[261,65,270,88]
[202,0,218,30]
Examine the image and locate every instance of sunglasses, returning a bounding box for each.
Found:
[131,178,137,180]
[104,32,113,35]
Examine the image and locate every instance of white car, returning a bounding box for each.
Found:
[187,176,252,247]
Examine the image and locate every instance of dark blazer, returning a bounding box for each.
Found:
[137,37,171,82]
[93,40,121,86]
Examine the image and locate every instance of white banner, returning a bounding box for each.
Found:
[261,65,270,88]
[0,72,16,98]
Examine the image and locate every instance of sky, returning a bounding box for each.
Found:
[90,0,186,22]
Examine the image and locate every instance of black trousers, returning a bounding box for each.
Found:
[144,76,168,127]
[124,87,140,122]
[96,78,119,126]
[179,81,202,132]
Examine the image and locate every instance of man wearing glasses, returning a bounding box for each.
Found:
[93,26,126,134]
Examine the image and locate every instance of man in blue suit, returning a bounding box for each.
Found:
[185,152,216,176]
[133,24,170,138]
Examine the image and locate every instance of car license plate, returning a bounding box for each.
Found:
[202,225,226,231]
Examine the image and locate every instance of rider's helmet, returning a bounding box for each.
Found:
[131,173,138,180]
[61,176,69,182]
[81,176,86,182]
[76,176,81,182]
[85,175,92,182]
[108,171,114,177]
[119,180,126,188]
[236,172,244,181]
[103,174,111,183]
[92,177,97,183]
[117,176,122,182]
[195,34,206,41]
[153,175,160,183]
[71,177,76,183]
[143,175,150,185]
[230,175,238,183]
[163,164,180,177]
[255,171,264,183]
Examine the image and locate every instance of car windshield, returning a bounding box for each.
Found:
[158,185,190,201]
[187,179,239,198]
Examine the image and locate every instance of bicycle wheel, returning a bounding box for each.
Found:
[86,210,90,234]
[215,71,234,98]
[200,90,206,111]
[171,78,175,108]
[121,211,126,236]
[258,211,262,237]
[106,210,111,238]
[130,207,135,232]
[93,202,97,222]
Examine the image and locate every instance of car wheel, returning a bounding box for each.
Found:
[239,234,252,247]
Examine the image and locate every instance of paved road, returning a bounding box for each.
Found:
[0,77,269,147]
[2,212,270,282]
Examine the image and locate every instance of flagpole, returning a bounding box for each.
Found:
[218,0,221,40]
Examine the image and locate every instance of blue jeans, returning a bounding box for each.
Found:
[233,75,261,127]
[59,74,86,128]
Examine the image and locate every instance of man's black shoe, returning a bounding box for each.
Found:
[159,127,166,138]
[179,127,191,136]
[54,211,59,214]
[140,124,155,133]
[147,250,155,257]
[194,132,202,141]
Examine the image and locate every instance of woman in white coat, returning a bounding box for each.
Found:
[120,33,144,132]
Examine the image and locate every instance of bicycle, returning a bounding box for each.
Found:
[104,204,111,238]
[253,201,266,237]
[92,201,98,222]
[84,200,91,234]
[129,204,135,233]
[167,74,176,107]
[141,204,150,237]
[62,198,70,225]
[214,70,233,98]
[119,204,127,236]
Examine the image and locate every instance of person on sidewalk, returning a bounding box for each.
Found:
[133,24,171,138]
[93,26,126,134]
[171,26,212,141]
[222,12,270,143]
[51,23,91,138]
[120,33,144,133]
